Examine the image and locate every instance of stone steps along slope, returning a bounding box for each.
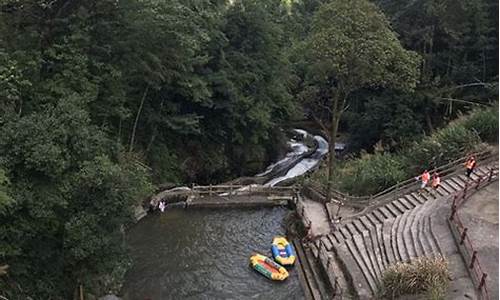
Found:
[331,164,495,241]
[311,165,497,298]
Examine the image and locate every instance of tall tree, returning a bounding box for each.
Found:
[303,0,420,201]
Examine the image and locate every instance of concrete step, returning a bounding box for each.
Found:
[293,239,323,300]
[384,203,401,218]
[421,200,449,256]
[345,237,378,294]
[360,230,382,282]
[396,209,411,262]
[310,239,321,258]
[403,194,420,207]
[352,219,369,233]
[364,214,379,228]
[316,242,340,297]
[474,166,489,177]
[449,177,466,189]
[391,199,408,214]
[406,202,426,259]
[371,208,386,222]
[409,192,427,204]
[365,223,385,281]
[338,224,351,240]
[332,230,342,244]
[433,184,449,197]
[437,184,452,197]
[382,218,397,266]
[468,170,482,182]
[415,200,437,257]
[375,224,388,270]
[443,179,462,192]
[428,216,444,256]
[419,216,434,257]
[346,222,360,237]
[437,181,455,195]
[390,213,403,262]
[398,197,416,209]
[331,240,372,299]
[387,202,405,215]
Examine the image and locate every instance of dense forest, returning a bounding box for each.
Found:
[0,0,497,298]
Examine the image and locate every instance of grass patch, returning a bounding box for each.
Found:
[378,257,450,300]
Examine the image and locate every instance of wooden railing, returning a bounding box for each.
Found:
[448,165,498,300]
[190,184,298,198]
[309,150,496,208]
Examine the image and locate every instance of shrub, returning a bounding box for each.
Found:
[379,256,450,300]
[463,105,499,143]
[336,152,406,195]
[307,106,494,196]
[401,122,483,175]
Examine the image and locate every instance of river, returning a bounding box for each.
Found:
[121,129,328,299]
[121,208,304,299]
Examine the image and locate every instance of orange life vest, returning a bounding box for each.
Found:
[422,172,430,183]
[466,159,476,169]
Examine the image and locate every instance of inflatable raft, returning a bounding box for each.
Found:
[249,253,289,281]
[271,236,296,266]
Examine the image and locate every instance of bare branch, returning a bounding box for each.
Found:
[435,97,489,106]
[310,111,330,137]
[443,82,489,92]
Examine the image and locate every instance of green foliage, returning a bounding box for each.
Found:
[147,144,182,184]
[0,169,14,215]
[310,107,492,195]
[379,257,450,300]
[402,121,482,174]
[306,0,420,93]
[336,152,406,195]
[344,91,426,152]
[0,0,497,297]
[0,99,152,298]
[463,105,499,143]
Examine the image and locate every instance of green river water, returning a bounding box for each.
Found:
[121,207,304,300]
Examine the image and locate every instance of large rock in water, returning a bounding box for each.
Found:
[99,295,122,300]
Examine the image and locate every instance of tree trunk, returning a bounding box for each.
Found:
[326,93,341,202]
[129,85,149,152]
[425,109,434,132]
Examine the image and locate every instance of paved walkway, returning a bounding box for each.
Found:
[301,198,331,237]
[459,181,499,300]
[300,162,498,299]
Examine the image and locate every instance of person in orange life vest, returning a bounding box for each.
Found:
[416,169,431,190]
[465,156,476,178]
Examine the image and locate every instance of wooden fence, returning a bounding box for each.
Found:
[448,165,498,300]
[308,150,496,208]
[189,184,298,198]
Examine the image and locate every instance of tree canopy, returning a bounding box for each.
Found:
[302,0,420,201]
[0,0,497,298]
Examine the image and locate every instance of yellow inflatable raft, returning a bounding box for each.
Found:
[249,253,289,281]
[271,236,296,266]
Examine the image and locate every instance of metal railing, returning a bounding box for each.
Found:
[448,166,498,300]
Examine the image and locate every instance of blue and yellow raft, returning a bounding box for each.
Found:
[250,253,289,281]
[271,236,296,266]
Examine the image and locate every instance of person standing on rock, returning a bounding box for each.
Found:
[465,156,476,178]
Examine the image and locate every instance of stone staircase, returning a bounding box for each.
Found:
[307,164,497,299]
